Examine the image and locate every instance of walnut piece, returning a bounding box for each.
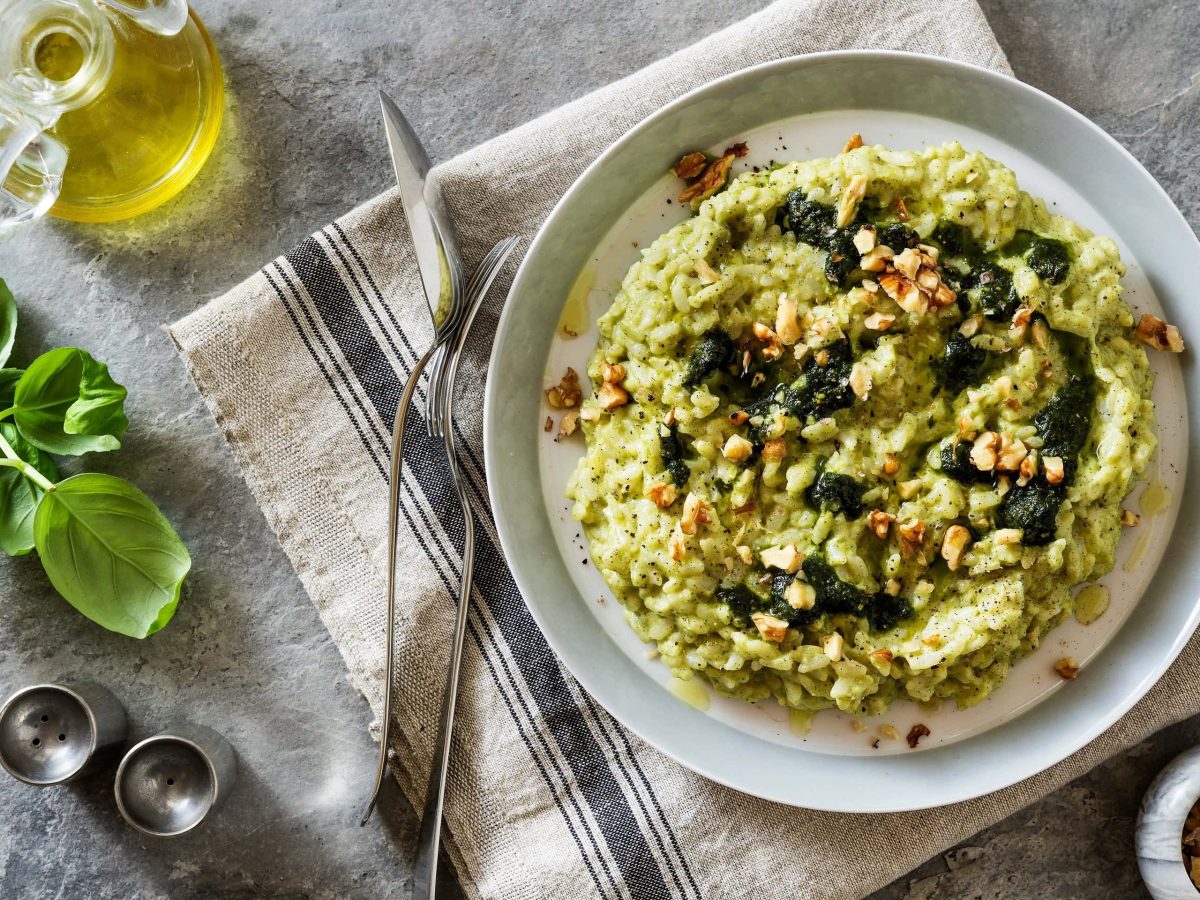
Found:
[785,579,816,610]
[775,295,802,346]
[545,367,582,409]
[722,434,754,462]
[822,632,844,661]
[941,524,971,571]
[1042,455,1065,485]
[841,133,864,153]
[558,410,580,438]
[897,519,927,559]
[645,482,677,509]
[761,438,787,463]
[906,723,931,749]
[836,175,869,228]
[597,382,630,410]
[1054,657,1080,680]
[760,544,802,573]
[1134,313,1185,353]
[676,142,749,205]
[672,151,707,179]
[868,509,895,540]
[1121,508,1141,527]
[752,612,788,643]
[679,492,712,535]
[694,257,720,284]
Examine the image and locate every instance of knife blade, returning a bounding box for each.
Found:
[378,89,463,334]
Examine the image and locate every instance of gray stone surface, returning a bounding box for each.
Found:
[0,0,1195,897]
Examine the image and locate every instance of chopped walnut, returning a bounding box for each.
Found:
[895,196,909,221]
[859,244,895,272]
[646,482,677,509]
[1011,305,1033,328]
[1017,449,1039,486]
[734,544,754,565]
[1042,455,1065,485]
[752,322,784,360]
[545,367,582,409]
[897,519,927,558]
[841,133,864,153]
[860,278,880,294]
[864,310,895,331]
[852,225,877,254]
[1054,657,1079,680]
[814,634,842,666]
[941,524,972,571]
[881,453,901,477]
[785,579,816,610]
[871,651,895,670]
[669,525,687,561]
[672,151,707,179]
[722,434,754,462]
[996,435,1028,472]
[775,295,802,346]
[836,175,868,228]
[679,492,712,534]
[897,479,921,500]
[543,416,554,432]
[728,410,749,426]
[878,270,927,314]
[1031,318,1050,350]
[868,509,895,540]
[1121,508,1141,527]
[959,315,983,338]
[752,612,789,643]
[906,723,931,749]
[694,257,720,284]
[970,432,1000,472]
[884,578,902,597]
[760,544,802,573]
[1135,313,1185,353]
[893,247,922,280]
[597,381,630,410]
[761,438,787,463]
[676,142,748,204]
[558,410,580,438]
[602,362,625,384]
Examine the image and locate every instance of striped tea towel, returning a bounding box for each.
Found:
[170,2,1200,897]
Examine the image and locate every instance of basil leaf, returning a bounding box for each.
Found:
[34,473,190,638]
[0,423,58,556]
[0,277,16,369]
[0,368,23,409]
[11,348,128,455]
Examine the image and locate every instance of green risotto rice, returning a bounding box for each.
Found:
[566,141,1157,716]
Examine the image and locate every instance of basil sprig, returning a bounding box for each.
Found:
[0,277,190,638]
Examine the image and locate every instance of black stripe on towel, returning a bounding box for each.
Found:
[284,238,680,900]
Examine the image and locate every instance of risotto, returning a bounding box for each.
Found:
[565,141,1171,716]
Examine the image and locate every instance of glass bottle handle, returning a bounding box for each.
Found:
[0,110,67,236]
[95,0,188,36]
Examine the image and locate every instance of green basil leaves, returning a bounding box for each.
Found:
[8,348,128,455]
[0,423,58,556]
[0,278,16,369]
[0,280,190,637]
[34,474,191,639]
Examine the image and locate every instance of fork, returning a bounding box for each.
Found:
[411,235,519,899]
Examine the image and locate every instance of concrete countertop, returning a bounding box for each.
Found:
[0,1,1196,897]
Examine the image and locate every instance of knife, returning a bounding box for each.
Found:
[362,90,466,826]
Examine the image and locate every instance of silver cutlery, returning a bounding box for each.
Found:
[412,235,519,900]
[362,90,467,825]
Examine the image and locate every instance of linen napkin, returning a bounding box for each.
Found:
[169,2,1197,898]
